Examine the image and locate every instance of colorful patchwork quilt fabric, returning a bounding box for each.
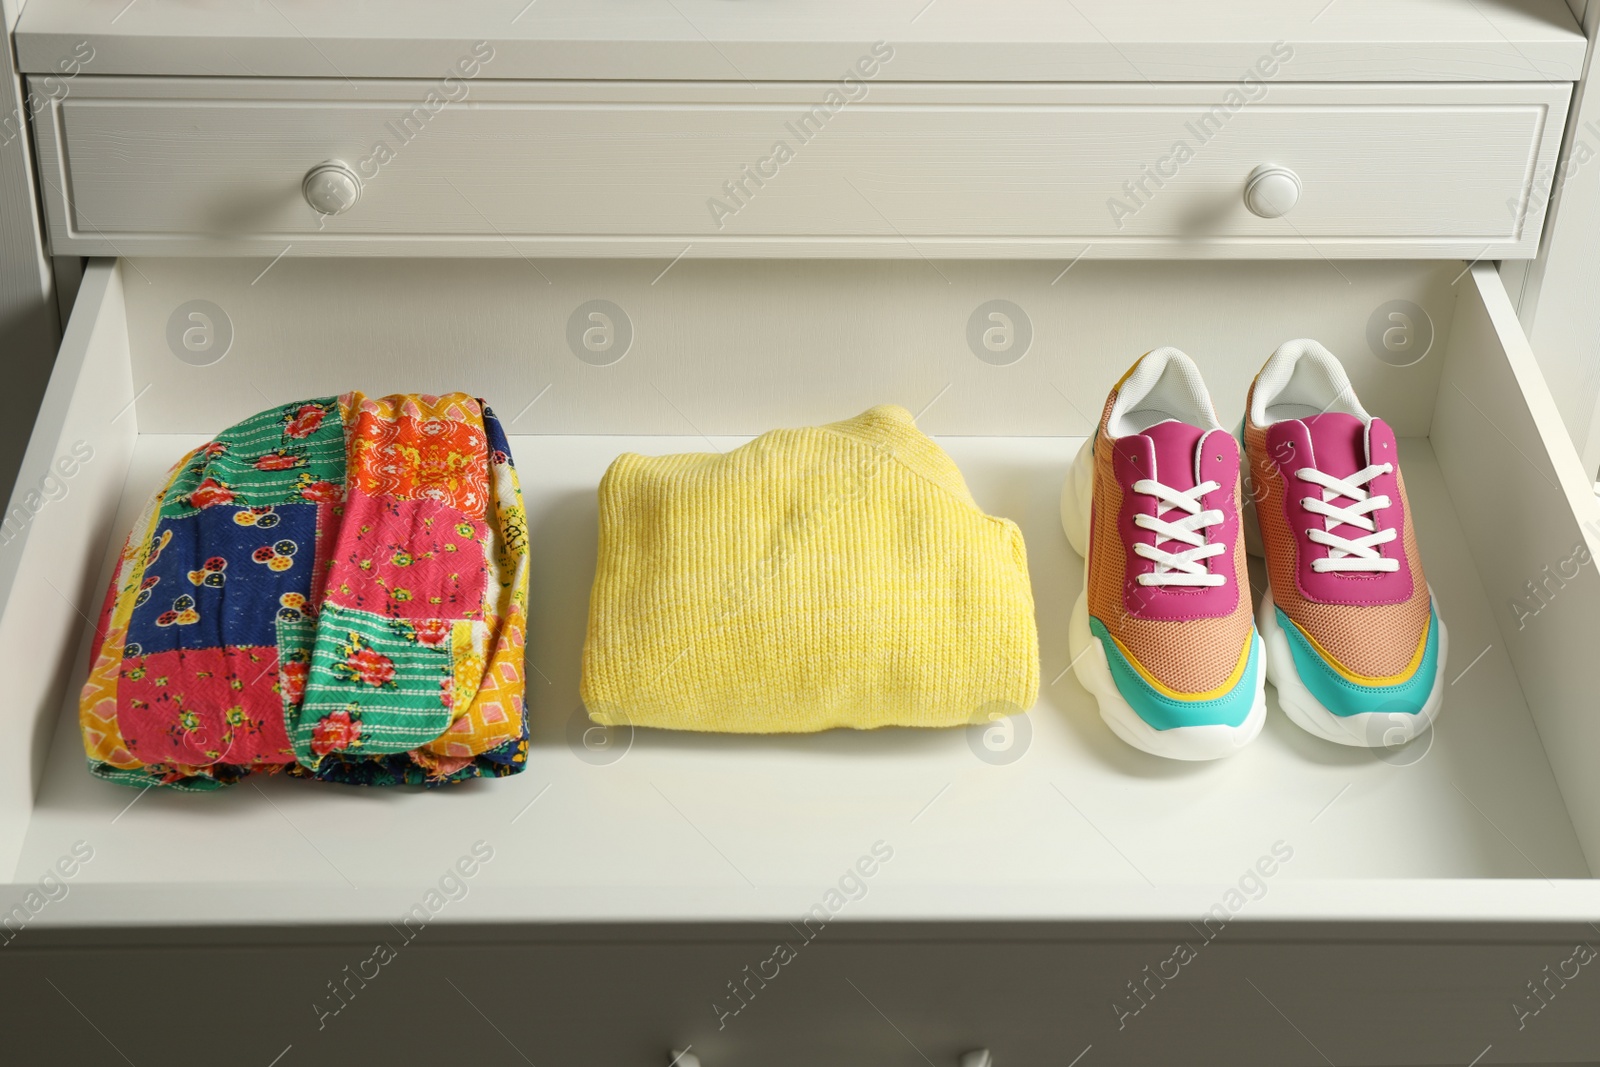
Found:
[78,393,529,790]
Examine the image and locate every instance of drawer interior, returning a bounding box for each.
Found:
[4,255,1599,926]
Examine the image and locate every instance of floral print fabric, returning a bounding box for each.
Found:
[77,392,529,790]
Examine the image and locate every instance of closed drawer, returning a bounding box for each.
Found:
[30,78,1569,259]
[5,922,1600,1065]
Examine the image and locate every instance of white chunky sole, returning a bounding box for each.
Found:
[1060,438,1266,761]
[1257,586,1447,748]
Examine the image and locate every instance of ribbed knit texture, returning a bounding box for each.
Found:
[581,405,1039,733]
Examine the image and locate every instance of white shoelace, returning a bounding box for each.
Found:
[1131,478,1226,587]
[1296,464,1399,572]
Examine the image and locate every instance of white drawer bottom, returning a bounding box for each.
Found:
[18,429,1583,895]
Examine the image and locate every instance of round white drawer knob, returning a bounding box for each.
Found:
[1243,164,1301,218]
[302,160,361,216]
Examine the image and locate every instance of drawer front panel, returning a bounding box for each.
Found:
[32,79,1567,258]
[6,928,1600,1066]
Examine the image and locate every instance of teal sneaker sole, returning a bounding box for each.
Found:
[1257,587,1447,748]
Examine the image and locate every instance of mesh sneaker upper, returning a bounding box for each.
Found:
[1087,362,1255,695]
[1244,376,1432,680]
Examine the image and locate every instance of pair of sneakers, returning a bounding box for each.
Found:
[1060,341,1448,761]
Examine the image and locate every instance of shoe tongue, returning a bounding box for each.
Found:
[1301,412,1369,478]
[1138,419,1205,489]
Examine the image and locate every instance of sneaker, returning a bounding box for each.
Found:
[1060,348,1266,760]
[1243,339,1447,747]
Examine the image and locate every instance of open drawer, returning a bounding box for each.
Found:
[3,256,1600,1065]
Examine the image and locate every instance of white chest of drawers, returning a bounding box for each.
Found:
[3,3,1600,1066]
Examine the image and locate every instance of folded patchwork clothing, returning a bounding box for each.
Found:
[581,404,1039,733]
[78,392,530,790]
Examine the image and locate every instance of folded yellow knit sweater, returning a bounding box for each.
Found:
[581,405,1039,733]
